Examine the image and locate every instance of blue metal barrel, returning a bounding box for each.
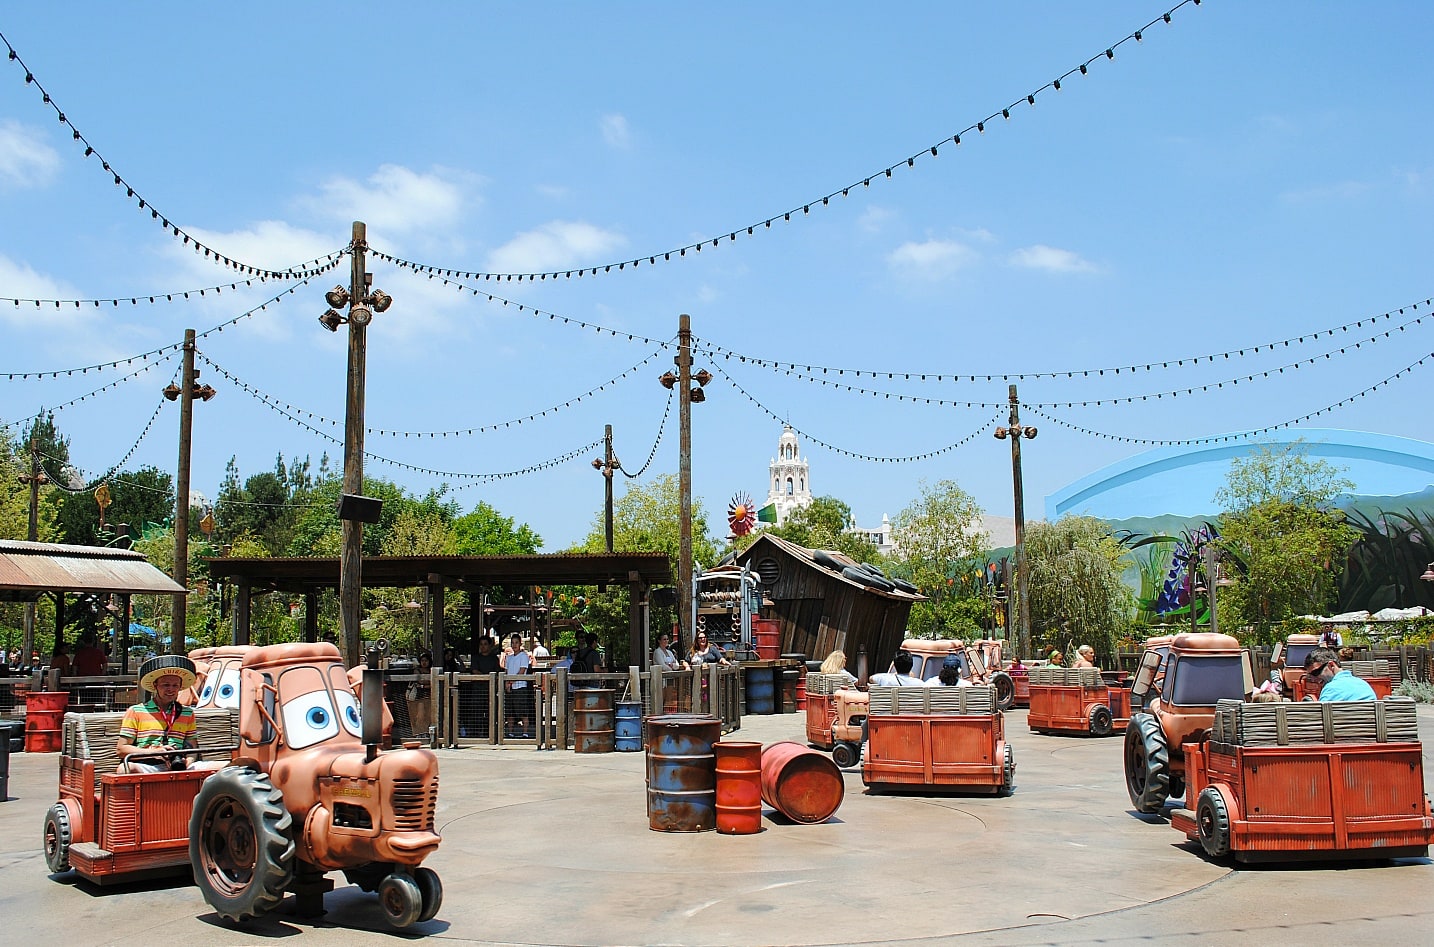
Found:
[646,713,721,832]
[615,700,643,751]
[745,663,775,714]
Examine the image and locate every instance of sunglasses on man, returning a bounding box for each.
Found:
[1304,662,1329,681]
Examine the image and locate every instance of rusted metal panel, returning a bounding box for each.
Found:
[0,540,185,594]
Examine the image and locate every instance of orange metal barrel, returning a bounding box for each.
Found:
[760,740,844,823]
[24,692,68,753]
[572,688,615,753]
[714,741,763,835]
[751,618,780,660]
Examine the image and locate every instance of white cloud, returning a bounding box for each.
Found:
[859,206,894,233]
[303,164,475,236]
[601,114,631,149]
[0,120,60,189]
[486,221,627,274]
[0,253,92,331]
[886,239,975,281]
[1008,244,1096,274]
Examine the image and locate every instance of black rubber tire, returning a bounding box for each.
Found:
[812,549,843,570]
[190,766,295,924]
[1196,787,1232,858]
[43,803,71,873]
[343,862,391,893]
[1123,713,1171,813]
[1000,743,1016,796]
[414,866,443,923]
[858,562,887,578]
[891,578,920,595]
[1089,704,1114,737]
[832,741,860,769]
[842,565,895,592]
[379,872,424,928]
[991,672,1016,712]
[1168,773,1186,801]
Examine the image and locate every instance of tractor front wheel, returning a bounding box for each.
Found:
[1123,713,1170,813]
[414,866,443,922]
[832,741,860,769]
[378,872,424,928]
[999,743,1016,796]
[991,672,1016,712]
[190,767,295,924]
[1196,787,1232,858]
[43,803,72,873]
[1089,704,1114,737]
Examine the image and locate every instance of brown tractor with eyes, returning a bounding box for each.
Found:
[188,641,442,928]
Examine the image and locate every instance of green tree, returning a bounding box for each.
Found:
[1214,443,1360,644]
[1025,516,1134,662]
[452,501,542,555]
[53,466,175,546]
[891,479,988,637]
[765,496,881,563]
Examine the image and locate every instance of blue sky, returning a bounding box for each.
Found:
[3,1,1433,552]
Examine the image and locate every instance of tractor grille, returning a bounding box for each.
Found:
[391,775,437,832]
[333,802,374,830]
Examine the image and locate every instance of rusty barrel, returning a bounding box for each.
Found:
[780,667,799,714]
[751,618,781,661]
[714,741,763,835]
[795,673,807,711]
[615,700,643,752]
[23,692,68,754]
[744,663,775,715]
[646,713,721,832]
[760,740,844,824]
[572,688,615,753]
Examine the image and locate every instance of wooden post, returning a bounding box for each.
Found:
[234,580,251,646]
[172,328,197,655]
[677,314,694,647]
[340,221,369,667]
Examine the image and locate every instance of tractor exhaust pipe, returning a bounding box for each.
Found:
[362,642,386,762]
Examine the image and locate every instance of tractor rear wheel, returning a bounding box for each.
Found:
[378,872,424,928]
[1196,787,1232,858]
[991,672,1016,711]
[832,741,860,769]
[999,743,1016,795]
[43,803,72,873]
[190,766,295,924]
[1123,713,1170,813]
[1089,704,1114,737]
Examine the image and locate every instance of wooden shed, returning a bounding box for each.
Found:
[736,534,924,671]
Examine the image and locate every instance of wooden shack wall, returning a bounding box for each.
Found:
[759,545,912,669]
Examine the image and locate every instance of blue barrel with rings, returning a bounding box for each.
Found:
[615,700,643,751]
[646,714,721,832]
[745,663,776,715]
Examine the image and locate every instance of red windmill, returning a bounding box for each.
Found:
[727,492,757,537]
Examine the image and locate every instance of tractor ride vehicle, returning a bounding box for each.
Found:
[189,641,441,928]
[1124,632,1254,814]
[862,683,1014,795]
[1170,695,1433,862]
[804,673,869,769]
[1027,664,1132,737]
[899,638,1017,711]
[1271,636,1393,701]
[974,639,1030,707]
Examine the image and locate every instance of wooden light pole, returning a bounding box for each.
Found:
[995,384,1037,660]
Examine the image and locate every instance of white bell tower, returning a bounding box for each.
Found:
[766,424,812,525]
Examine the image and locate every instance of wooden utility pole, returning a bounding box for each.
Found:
[340,221,370,667]
[171,328,197,655]
[996,384,1037,660]
[677,315,694,648]
[602,424,615,553]
[20,436,48,663]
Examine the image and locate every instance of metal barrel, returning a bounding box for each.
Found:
[646,713,721,832]
[573,688,615,753]
[23,693,67,754]
[715,741,764,835]
[760,740,845,824]
[795,673,807,711]
[780,667,800,714]
[751,618,781,660]
[615,700,643,752]
[744,664,775,715]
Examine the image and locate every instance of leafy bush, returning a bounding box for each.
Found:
[1395,680,1434,703]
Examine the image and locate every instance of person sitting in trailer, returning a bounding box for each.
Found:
[870,651,922,687]
[820,649,856,685]
[116,655,199,773]
[1071,645,1098,669]
[1303,647,1376,701]
[926,652,972,687]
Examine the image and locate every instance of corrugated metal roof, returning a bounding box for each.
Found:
[0,540,186,594]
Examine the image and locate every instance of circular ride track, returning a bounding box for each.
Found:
[6,707,1434,945]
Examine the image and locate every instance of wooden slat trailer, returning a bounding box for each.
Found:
[862,685,1014,794]
[1027,666,1132,737]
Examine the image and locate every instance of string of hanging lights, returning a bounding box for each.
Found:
[195,347,667,438]
[363,1,1201,283]
[616,388,674,479]
[1023,352,1434,447]
[0,251,348,308]
[3,352,178,428]
[35,385,173,494]
[694,294,1433,386]
[710,360,1002,463]
[0,32,347,280]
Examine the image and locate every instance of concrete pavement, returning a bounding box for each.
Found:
[2,705,1432,946]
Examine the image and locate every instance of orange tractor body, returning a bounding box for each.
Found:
[862,684,1013,795]
[1027,665,1132,737]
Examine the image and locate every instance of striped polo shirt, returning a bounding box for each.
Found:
[119,699,197,749]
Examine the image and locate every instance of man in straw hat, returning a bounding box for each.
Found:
[116,654,200,772]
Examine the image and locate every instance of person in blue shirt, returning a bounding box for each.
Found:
[1303,647,1376,701]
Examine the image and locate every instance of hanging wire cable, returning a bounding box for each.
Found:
[195,347,669,438]
[710,361,1002,463]
[0,32,348,280]
[0,251,347,308]
[37,379,175,493]
[1,269,338,380]
[616,388,674,479]
[365,1,1201,283]
[3,351,179,427]
[695,294,1434,385]
[1023,352,1434,447]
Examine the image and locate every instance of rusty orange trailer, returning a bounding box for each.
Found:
[861,685,1013,794]
[1170,699,1433,862]
[1027,666,1131,737]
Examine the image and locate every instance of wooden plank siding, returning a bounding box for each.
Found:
[738,534,921,672]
